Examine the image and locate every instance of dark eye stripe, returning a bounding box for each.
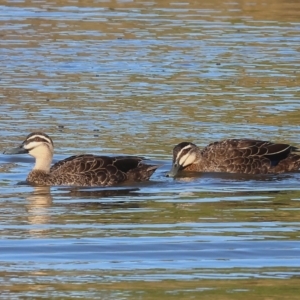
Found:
[180,149,191,157]
[177,146,192,157]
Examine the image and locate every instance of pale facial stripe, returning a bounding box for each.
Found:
[176,145,196,167]
[179,152,196,167]
[27,134,52,145]
[176,145,193,159]
[24,135,53,150]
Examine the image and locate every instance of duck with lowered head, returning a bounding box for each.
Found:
[167,139,300,177]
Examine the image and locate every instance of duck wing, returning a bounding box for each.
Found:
[237,138,295,157]
[202,139,299,174]
[51,155,158,186]
[206,139,296,159]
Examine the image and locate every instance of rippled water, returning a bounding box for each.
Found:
[1,0,300,298]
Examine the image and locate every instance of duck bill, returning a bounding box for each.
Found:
[166,163,181,177]
[3,146,28,155]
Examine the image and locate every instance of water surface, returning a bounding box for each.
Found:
[1,0,300,298]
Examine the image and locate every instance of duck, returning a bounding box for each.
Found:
[3,132,159,186]
[167,139,300,177]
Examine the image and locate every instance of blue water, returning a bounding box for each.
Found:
[1,0,300,298]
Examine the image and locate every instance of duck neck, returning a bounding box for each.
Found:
[33,154,52,173]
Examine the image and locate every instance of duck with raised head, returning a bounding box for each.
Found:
[167,139,300,177]
[4,132,159,186]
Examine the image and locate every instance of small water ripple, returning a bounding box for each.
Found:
[1,0,300,298]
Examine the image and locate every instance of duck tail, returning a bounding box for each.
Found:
[127,164,160,181]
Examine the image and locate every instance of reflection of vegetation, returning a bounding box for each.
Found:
[15,186,300,240]
[1,0,300,297]
[1,270,300,299]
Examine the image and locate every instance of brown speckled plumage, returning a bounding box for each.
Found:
[168,139,300,177]
[4,132,159,186]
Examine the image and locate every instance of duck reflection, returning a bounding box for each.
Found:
[55,186,141,208]
[26,186,52,237]
[26,186,141,236]
[172,170,297,182]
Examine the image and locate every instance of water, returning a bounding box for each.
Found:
[1,0,300,298]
